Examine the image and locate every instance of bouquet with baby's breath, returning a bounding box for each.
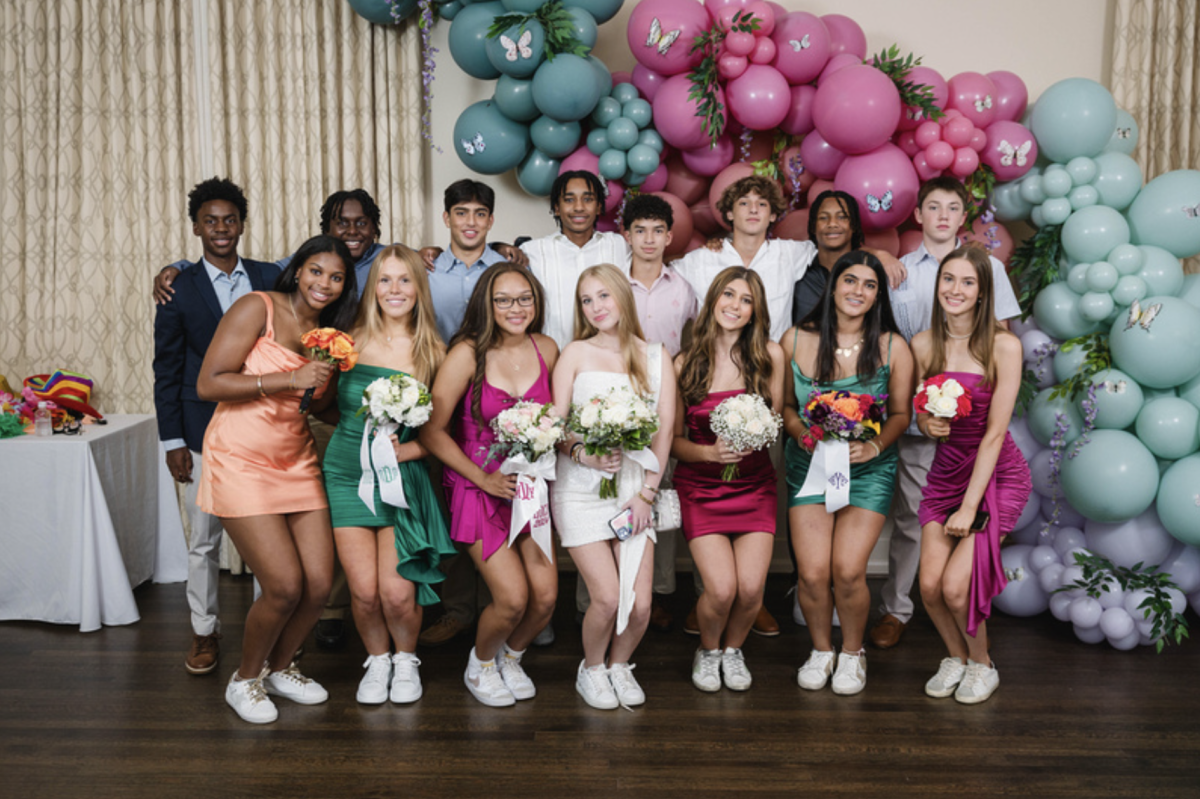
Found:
[709,393,782,480]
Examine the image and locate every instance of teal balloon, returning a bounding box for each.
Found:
[1137,397,1200,459]
[586,127,610,156]
[438,0,463,20]
[1143,386,1178,402]
[501,0,545,9]
[626,143,660,176]
[564,7,599,50]
[485,21,547,79]
[1029,205,1046,228]
[637,128,665,153]
[1029,78,1117,163]
[1041,167,1072,199]
[1066,156,1098,186]
[348,0,418,23]
[1178,273,1200,311]
[1083,368,1144,429]
[1061,430,1159,522]
[1053,342,1089,383]
[593,96,621,126]
[1028,387,1084,447]
[1126,169,1200,258]
[1091,152,1143,211]
[1178,370,1200,411]
[453,100,531,175]
[624,168,648,187]
[1079,291,1114,322]
[1112,275,1148,306]
[1068,184,1099,210]
[1086,261,1118,292]
[1104,108,1139,155]
[1033,281,1102,340]
[1157,455,1200,545]
[562,0,624,24]
[530,116,581,158]
[1107,242,1143,275]
[516,148,562,197]
[532,54,602,122]
[1136,245,1184,296]
[993,182,1032,222]
[448,2,506,80]
[623,98,653,129]
[1041,197,1073,226]
[606,117,639,150]
[494,75,540,122]
[1061,205,1130,264]
[587,55,613,99]
[1019,175,1046,204]
[598,149,627,180]
[1066,262,1091,294]
[611,82,640,104]
[1109,296,1200,389]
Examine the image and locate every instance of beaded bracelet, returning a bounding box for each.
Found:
[637,491,655,505]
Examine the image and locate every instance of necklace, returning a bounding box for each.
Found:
[946,330,972,340]
[834,338,863,358]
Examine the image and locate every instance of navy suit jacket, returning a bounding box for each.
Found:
[153,258,281,453]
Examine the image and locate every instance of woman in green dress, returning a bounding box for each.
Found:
[322,245,455,706]
[782,251,913,697]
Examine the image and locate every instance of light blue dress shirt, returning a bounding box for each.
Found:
[428,245,505,343]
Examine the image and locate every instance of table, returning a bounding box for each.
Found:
[0,414,188,631]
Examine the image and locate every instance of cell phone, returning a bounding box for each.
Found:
[948,506,990,532]
[608,508,634,541]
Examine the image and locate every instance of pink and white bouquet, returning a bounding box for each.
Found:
[486,401,566,465]
[568,385,660,499]
[486,401,565,563]
[709,393,782,481]
[354,373,433,514]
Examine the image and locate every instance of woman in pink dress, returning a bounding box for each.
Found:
[913,244,1031,706]
[420,263,559,708]
[672,267,784,694]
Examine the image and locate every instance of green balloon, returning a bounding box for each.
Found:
[438,1,463,21]
[1061,205,1130,264]
[1177,371,1200,411]
[453,100,531,175]
[1178,274,1200,312]
[1061,430,1159,522]
[562,0,624,25]
[993,182,1033,222]
[1033,281,1102,340]
[1066,156,1098,186]
[1107,242,1143,276]
[1029,78,1117,163]
[1109,296,1200,389]
[447,2,506,80]
[586,55,612,99]
[1156,455,1200,545]
[348,0,418,23]
[530,116,582,158]
[1082,368,1144,429]
[1111,275,1148,306]
[606,117,639,151]
[1136,397,1200,459]
[1068,185,1099,210]
[1104,108,1139,155]
[1053,343,1089,383]
[532,54,602,122]
[1028,387,1084,447]
[1091,152,1143,211]
[1041,167,1072,199]
[1136,245,1184,296]
[637,128,665,154]
[494,75,540,122]
[592,96,621,127]
[586,128,610,156]
[485,21,547,79]
[611,82,640,104]
[1041,197,1073,226]
[1079,291,1114,322]
[1020,175,1047,204]
[626,143,660,176]
[599,149,627,180]
[1127,169,1200,259]
[564,7,599,50]
[623,98,653,129]
[516,148,561,197]
[1085,261,1118,292]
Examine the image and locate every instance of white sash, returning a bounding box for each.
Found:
[615,527,656,636]
[797,439,851,513]
[500,451,557,564]
[358,419,409,512]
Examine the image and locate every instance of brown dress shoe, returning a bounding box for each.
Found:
[751,605,780,637]
[870,614,907,649]
[418,615,466,647]
[684,603,699,636]
[649,596,673,633]
[185,632,220,675]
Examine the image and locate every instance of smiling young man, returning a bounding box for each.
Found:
[426,180,507,343]
[791,190,869,326]
[870,176,1022,651]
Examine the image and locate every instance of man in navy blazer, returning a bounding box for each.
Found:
[153,177,280,676]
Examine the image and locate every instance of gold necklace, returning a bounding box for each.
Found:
[947,330,971,340]
[834,338,863,358]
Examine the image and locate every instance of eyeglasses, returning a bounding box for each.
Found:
[492,295,535,309]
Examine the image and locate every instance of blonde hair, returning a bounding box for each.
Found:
[573,263,650,395]
[354,244,445,385]
[927,243,1003,385]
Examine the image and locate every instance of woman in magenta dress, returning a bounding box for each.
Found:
[421,263,559,708]
[672,267,785,694]
[913,244,1031,706]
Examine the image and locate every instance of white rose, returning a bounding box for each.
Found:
[401,385,420,406]
[928,395,959,417]
[601,406,627,425]
[580,404,600,428]
[745,418,765,436]
[939,380,964,400]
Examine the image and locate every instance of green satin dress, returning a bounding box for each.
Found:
[324,363,455,606]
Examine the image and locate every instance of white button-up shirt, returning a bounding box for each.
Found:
[521,231,631,348]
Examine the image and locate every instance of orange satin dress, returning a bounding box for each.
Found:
[198,292,330,518]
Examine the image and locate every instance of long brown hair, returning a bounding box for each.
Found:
[678,267,773,407]
[353,245,445,386]
[927,243,1003,385]
[573,263,651,395]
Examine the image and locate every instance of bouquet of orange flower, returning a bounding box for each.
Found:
[799,389,886,450]
[298,328,357,412]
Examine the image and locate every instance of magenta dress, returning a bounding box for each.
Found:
[443,337,552,560]
[918,372,1032,636]
[673,389,778,541]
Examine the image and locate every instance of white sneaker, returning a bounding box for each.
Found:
[797,649,836,691]
[831,651,867,696]
[608,662,645,706]
[390,652,423,704]
[954,659,999,705]
[692,648,722,693]
[531,623,555,647]
[497,644,536,701]
[464,649,515,708]
[265,662,328,705]
[225,669,278,724]
[791,591,840,627]
[576,660,618,710]
[925,657,967,699]
[357,654,392,705]
[721,647,752,691]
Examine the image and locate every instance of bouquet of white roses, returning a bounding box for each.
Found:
[709,393,783,481]
[485,401,566,464]
[353,373,432,513]
[568,385,660,499]
[356,373,433,428]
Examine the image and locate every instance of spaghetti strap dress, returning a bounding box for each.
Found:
[323,362,456,606]
[198,291,330,518]
[672,389,778,540]
[918,372,1032,636]
[443,336,552,561]
[784,332,898,515]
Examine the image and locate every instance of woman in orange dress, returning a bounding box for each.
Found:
[197,235,358,724]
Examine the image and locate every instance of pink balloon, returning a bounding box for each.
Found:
[718,53,749,80]
[820,14,866,59]
[724,31,756,57]
[773,207,810,242]
[912,151,941,182]
[950,146,980,178]
[941,108,963,122]
[631,64,666,103]
[808,178,835,200]
[834,143,920,231]
[745,1,776,36]
[817,52,861,85]
[898,66,948,130]
[962,216,1015,263]
[770,12,831,85]
[690,200,723,236]
[716,6,741,30]
[947,71,998,128]
[981,120,1038,182]
[596,215,620,233]
[765,1,787,20]
[779,84,817,136]
[943,116,975,148]
[913,120,942,150]
[924,141,954,171]
[749,36,776,65]
[559,145,601,175]
[605,180,625,214]
[726,64,791,131]
[895,130,920,157]
[682,133,735,176]
[812,64,902,154]
[627,0,711,77]
[863,226,900,257]
[898,228,924,256]
[969,127,989,152]
[651,192,695,256]
[611,71,633,86]
[665,154,709,205]
[799,129,847,179]
[708,162,759,228]
[642,163,670,193]
[986,70,1029,123]
[653,74,723,151]
[684,230,707,254]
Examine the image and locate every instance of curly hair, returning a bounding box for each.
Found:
[187,177,248,223]
[715,175,787,228]
[319,189,382,236]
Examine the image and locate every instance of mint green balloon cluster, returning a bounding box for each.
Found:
[587,83,663,185]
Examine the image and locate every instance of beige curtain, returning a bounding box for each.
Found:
[0,1,428,414]
[1110,0,1200,272]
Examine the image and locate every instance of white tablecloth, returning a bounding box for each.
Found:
[0,414,188,631]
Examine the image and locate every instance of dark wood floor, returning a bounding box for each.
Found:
[3,572,1198,799]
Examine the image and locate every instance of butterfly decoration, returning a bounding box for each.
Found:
[788,35,811,51]
[1124,298,1162,332]
[646,18,682,56]
[499,29,533,62]
[1102,379,1128,395]
[865,190,893,214]
[1182,203,1200,218]
[1116,127,1132,139]
[1004,566,1026,582]
[997,139,1032,168]
[974,95,993,112]
[461,133,486,156]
